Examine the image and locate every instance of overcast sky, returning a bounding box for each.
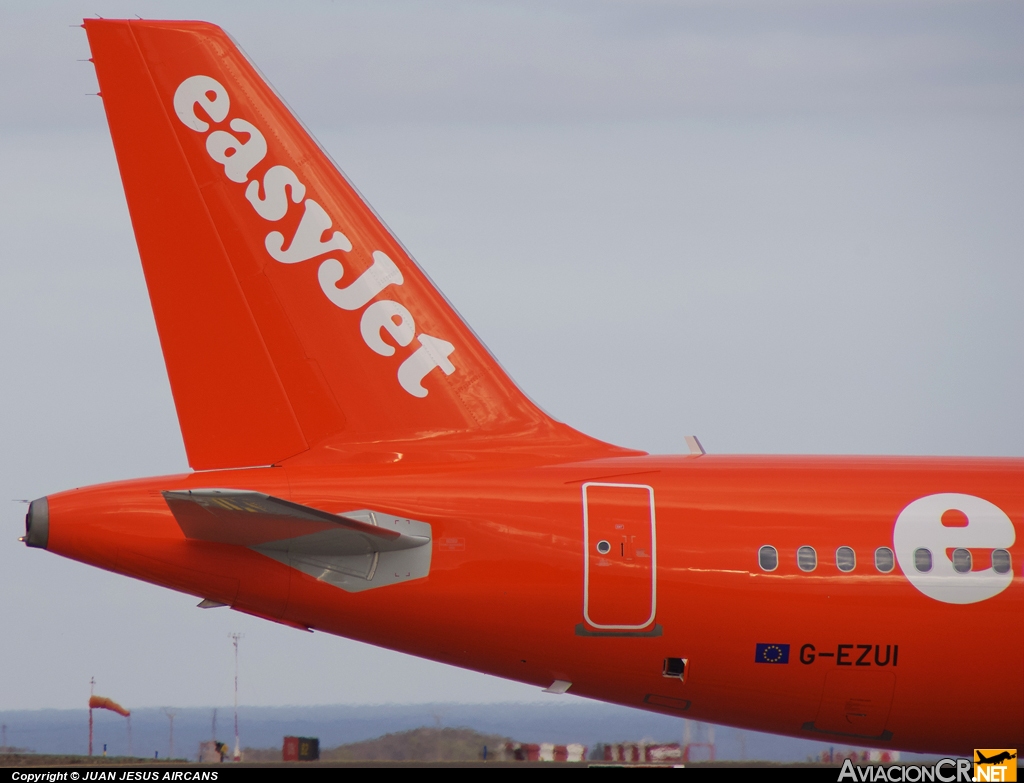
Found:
[1,0,1022,712]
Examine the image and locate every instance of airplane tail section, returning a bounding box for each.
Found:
[84,19,626,470]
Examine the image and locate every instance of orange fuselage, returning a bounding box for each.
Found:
[43,453,1024,754]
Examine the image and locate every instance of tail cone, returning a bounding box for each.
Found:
[24,497,48,549]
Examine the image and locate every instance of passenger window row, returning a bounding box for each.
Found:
[756,545,1012,574]
[913,546,1012,574]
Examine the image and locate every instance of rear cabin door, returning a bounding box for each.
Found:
[582,482,657,630]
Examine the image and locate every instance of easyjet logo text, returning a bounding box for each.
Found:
[172,75,456,398]
[894,494,1016,605]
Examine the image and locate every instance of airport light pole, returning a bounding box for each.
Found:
[229,633,243,761]
[162,708,177,760]
[88,676,95,757]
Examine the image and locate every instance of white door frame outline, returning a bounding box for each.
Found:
[582,481,657,630]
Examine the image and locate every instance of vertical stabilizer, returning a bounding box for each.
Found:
[84,19,626,469]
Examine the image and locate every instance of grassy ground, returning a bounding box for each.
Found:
[242,726,510,762]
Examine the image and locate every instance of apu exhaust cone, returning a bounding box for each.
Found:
[24,496,49,549]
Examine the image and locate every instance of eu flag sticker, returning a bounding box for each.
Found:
[754,643,790,664]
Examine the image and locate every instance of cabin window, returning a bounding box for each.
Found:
[992,549,1011,574]
[797,546,817,572]
[758,545,778,572]
[874,547,894,573]
[952,547,972,574]
[835,546,856,572]
[914,547,932,573]
[596,540,611,555]
[662,657,687,680]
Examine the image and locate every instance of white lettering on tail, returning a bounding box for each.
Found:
[398,334,456,397]
[318,251,403,310]
[266,199,352,264]
[360,300,415,357]
[245,165,306,221]
[174,75,456,398]
[206,118,267,183]
[173,75,229,132]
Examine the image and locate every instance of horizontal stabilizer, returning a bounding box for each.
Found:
[164,489,431,592]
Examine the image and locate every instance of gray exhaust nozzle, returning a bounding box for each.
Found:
[25,497,49,549]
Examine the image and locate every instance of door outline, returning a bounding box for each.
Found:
[582,481,657,630]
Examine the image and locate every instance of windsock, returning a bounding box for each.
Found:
[89,695,130,717]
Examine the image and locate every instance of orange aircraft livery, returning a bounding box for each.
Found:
[23,19,1021,755]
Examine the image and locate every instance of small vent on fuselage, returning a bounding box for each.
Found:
[662,657,686,681]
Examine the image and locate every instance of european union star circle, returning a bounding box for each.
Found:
[754,643,790,664]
